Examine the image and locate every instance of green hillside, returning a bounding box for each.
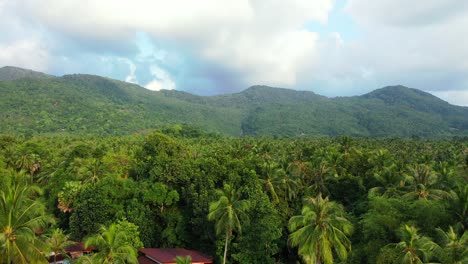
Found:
[0,66,53,80]
[0,66,467,137]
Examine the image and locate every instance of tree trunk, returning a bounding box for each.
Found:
[223,231,229,264]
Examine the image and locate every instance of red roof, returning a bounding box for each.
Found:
[139,248,212,263]
[66,242,94,252]
[138,256,156,264]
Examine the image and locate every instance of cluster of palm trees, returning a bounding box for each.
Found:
[208,184,353,264]
[0,173,139,264]
[207,139,468,264]
[378,224,467,264]
[2,135,467,263]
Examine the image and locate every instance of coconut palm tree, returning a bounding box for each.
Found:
[369,163,403,197]
[84,223,138,264]
[288,194,353,264]
[385,225,438,264]
[447,184,468,230]
[259,158,283,203]
[0,173,54,263]
[435,226,467,264]
[208,184,249,264]
[403,164,450,200]
[306,161,332,195]
[278,169,300,201]
[46,228,75,264]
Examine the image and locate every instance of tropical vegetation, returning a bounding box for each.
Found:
[0,127,467,263]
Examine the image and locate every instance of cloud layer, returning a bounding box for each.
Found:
[1,0,468,105]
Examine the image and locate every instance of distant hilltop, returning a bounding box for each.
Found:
[1,66,467,137]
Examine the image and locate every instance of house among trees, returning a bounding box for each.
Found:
[138,248,213,264]
[47,242,94,263]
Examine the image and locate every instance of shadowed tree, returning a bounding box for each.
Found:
[435,226,467,264]
[208,184,249,264]
[306,161,333,195]
[279,169,300,201]
[288,194,353,264]
[369,163,403,197]
[447,184,468,230]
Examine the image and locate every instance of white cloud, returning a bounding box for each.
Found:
[303,0,468,99]
[144,65,176,91]
[15,0,333,87]
[429,90,468,106]
[122,59,138,84]
[0,39,50,71]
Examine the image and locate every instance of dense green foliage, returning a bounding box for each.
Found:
[0,130,467,263]
[1,66,468,137]
[0,174,54,263]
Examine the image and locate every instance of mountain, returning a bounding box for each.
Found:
[0,66,54,81]
[0,66,467,137]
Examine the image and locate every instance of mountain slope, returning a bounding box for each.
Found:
[0,67,467,137]
[0,74,243,135]
[0,66,54,81]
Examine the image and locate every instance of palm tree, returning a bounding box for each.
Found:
[306,161,332,195]
[278,169,300,201]
[259,158,283,203]
[46,228,75,264]
[435,226,467,264]
[403,164,449,200]
[84,223,138,264]
[174,255,192,264]
[288,194,353,264]
[384,225,438,264]
[447,184,468,230]
[369,163,403,197]
[208,184,249,264]
[0,174,54,263]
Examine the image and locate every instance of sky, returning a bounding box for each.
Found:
[1,0,468,106]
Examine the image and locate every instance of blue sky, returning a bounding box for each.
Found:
[1,0,468,105]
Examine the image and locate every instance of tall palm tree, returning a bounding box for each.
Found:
[0,174,54,263]
[369,163,403,197]
[435,226,467,264]
[306,161,332,195]
[46,228,75,264]
[288,194,353,264]
[259,158,283,203]
[403,164,449,200]
[278,169,300,201]
[84,223,138,264]
[208,184,249,264]
[384,225,438,264]
[447,184,468,230]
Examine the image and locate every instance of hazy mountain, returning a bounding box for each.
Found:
[0,66,54,81]
[0,67,467,137]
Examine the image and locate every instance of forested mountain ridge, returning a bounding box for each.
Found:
[0,66,54,80]
[1,66,467,137]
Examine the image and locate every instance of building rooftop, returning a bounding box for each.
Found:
[139,248,213,263]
